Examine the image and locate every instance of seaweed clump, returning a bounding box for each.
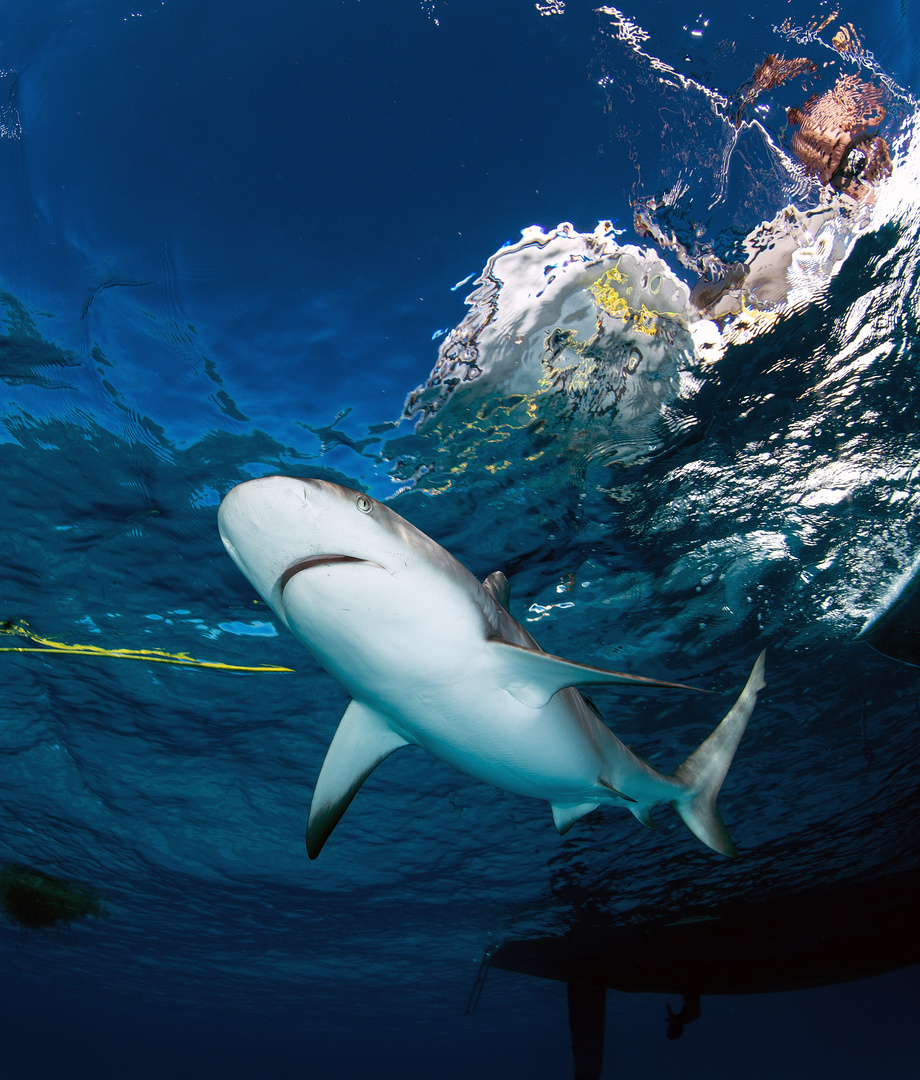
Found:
[0,864,103,930]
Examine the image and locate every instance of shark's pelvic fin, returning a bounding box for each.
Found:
[551,801,599,834]
[306,699,410,860]
[489,640,703,710]
[670,652,767,857]
[482,570,511,612]
[628,803,658,830]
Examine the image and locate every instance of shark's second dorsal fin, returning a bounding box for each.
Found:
[306,699,410,859]
[482,570,511,612]
[489,640,703,710]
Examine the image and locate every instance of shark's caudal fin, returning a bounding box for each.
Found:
[670,652,767,857]
[306,699,410,859]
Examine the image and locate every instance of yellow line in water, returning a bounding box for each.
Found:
[0,622,294,674]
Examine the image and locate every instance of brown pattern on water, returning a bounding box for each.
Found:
[788,75,892,199]
[734,54,817,126]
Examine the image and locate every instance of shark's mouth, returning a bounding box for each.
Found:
[278,555,370,596]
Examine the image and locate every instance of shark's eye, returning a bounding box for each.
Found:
[355,494,373,513]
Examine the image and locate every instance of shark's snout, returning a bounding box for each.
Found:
[218,476,332,615]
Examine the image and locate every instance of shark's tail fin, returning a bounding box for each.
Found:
[670,652,766,857]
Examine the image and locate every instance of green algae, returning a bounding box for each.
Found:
[0,864,104,931]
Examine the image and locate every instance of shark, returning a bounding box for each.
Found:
[217,476,766,860]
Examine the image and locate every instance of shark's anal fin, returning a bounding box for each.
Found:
[306,699,410,860]
[482,571,511,612]
[489,639,704,710]
[552,782,637,836]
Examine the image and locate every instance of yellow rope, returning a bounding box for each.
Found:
[0,621,293,673]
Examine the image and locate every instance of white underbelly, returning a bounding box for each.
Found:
[386,684,611,802]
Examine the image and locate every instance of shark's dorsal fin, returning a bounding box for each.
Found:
[306,699,410,859]
[489,640,703,710]
[482,570,511,612]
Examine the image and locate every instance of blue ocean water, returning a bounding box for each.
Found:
[1,2,918,1077]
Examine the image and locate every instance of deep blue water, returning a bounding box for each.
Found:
[1,2,919,1077]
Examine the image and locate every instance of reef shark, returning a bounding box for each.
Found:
[217,477,765,859]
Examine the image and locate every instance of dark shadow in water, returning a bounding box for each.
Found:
[487,870,920,1079]
[863,568,920,667]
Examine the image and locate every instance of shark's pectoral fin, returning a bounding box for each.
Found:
[551,801,599,834]
[489,640,703,710]
[482,571,511,612]
[306,699,410,860]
